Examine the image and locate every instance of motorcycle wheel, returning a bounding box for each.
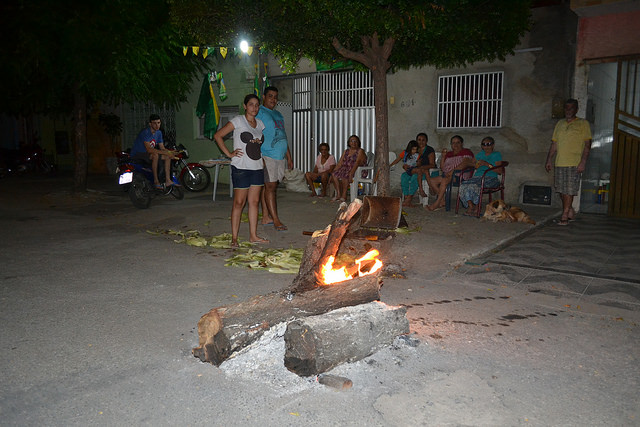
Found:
[129,173,152,209]
[180,165,211,192]
[170,185,184,200]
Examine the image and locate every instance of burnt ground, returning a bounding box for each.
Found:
[1,173,638,426]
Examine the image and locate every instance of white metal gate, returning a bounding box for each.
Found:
[292,71,375,172]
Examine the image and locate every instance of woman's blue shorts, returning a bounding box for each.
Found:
[231,166,264,189]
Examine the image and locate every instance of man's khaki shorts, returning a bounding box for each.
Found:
[263,156,286,183]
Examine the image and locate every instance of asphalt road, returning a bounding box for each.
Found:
[1,174,638,426]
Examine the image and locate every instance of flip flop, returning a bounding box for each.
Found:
[557,219,569,226]
[262,222,274,226]
[155,183,164,189]
[275,224,288,231]
[250,237,269,244]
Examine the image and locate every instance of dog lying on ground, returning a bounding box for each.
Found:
[482,199,536,225]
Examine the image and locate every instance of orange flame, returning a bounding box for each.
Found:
[320,249,383,285]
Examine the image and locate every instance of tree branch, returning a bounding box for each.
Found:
[332,37,371,68]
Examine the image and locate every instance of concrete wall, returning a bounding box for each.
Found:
[385,5,578,203]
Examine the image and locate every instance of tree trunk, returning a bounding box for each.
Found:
[332,33,394,197]
[371,64,390,196]
[72,84,88,192]
[283,301,409,376]
[192,273,382,366]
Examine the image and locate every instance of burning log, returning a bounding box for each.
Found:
[193,197,392,366]
[284,301,409,376]
[287,199,363,293]
[193,273,382,365]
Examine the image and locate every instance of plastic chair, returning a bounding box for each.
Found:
[350,151,375,202]
[455,161,509,216]
[445,166,475,211]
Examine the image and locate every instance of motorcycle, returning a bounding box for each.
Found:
[116,149,185,209]
[0,143,55,177]
[172,143,211,192]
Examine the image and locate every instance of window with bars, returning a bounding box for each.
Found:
[437,71,504,129]
[198,106,238,139]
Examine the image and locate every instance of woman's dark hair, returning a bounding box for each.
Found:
[451,135,464,145]
[244,94,260,105]
[347,135,361,148]
[318,142,330,152]
[416,132,428,141]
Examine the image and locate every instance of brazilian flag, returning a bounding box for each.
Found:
[196,75,220,139]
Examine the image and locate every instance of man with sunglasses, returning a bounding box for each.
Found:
[545,99,592,226]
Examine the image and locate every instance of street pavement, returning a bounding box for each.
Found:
[0,173,638,426]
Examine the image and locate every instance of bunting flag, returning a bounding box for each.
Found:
[220,47,227,59]
[247,46,254,56]
[202,48,210,59]
[192,46,200,56]
[182,46,188,56]
[196,74,220,140]
[253,64,260,98]
[217,72,227,101]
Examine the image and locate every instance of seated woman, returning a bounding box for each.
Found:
[459,136,503,216]
[304,142,336,197]
[331,135,367,202]
[390,140,420,206]
[426,135,475,211]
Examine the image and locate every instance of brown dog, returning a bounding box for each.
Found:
[482,199,536,225]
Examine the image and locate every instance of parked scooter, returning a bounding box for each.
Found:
[171,143,211,192]
[116,150,184,209]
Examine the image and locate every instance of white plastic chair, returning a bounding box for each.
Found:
[349,151,375,202]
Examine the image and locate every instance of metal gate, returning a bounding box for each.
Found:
[292,71,375,173]
[610,58,640,218]
[122,103,177,149]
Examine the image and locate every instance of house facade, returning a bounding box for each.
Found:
[6,1,637,217]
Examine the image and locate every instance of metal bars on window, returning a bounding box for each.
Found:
[437,71,504,129]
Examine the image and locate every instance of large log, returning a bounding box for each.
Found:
[287,199,363,293]
[193,273,381,365]
[283,301,410,376]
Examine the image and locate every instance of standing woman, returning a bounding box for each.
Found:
[330,135,367,202]
[214,94,269,247]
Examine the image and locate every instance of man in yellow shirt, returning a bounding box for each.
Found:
[545,99,592,226]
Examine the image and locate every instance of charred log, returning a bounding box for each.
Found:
[193,273,381,365]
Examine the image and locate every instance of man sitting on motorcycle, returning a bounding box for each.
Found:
[130,114,177,189]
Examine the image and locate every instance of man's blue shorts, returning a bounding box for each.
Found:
[231,166,264,189]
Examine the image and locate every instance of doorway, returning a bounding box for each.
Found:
[581,62,616,214]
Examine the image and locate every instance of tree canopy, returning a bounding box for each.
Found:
[172,0,532,194]
[0,0,204,190]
